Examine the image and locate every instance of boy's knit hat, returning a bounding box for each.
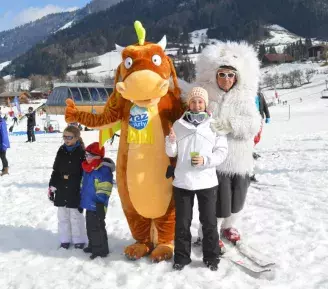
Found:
[186,87,209,107]
[86,142,105,158]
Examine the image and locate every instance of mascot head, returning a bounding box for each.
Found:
[114,21,180,107]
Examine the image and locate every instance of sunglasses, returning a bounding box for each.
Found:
[85,152,98,158]
[217,72,236,79]
[63,135,74,140]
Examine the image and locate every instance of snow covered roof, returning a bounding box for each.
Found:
[46,85,113,106]
[0,91,30,98]
[53,82,109,88]
[264,54,294,62]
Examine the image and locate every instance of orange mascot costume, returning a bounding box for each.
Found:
[65,21,183,262]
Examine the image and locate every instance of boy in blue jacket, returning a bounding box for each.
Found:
[80,142,115,260]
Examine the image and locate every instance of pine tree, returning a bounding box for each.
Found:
[269,46,277,54]
[258,44,266,60]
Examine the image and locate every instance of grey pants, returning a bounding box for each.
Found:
[216,172,250,218]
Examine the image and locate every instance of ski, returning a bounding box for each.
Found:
[235,241,275,267]
[222,252,272,273]
[221,236,275,268]
[192,238,272,274]
[251,182,278,187]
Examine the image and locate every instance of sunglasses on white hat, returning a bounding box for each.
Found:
[217,72,236,79]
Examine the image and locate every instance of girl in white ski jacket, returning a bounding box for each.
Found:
[165,87,228,271]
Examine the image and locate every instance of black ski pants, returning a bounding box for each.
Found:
[86,210,109,256]
[0,151,8,169]
[173,186,220,265]
[216,172,250,218]
[27,126,35,142]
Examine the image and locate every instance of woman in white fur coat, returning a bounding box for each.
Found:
[195,41,261,245]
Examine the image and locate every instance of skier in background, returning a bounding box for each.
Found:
[26,107,36,143]
[251,90,271,182]
[0,115,10,176]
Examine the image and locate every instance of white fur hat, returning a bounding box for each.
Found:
[187,87,209,107]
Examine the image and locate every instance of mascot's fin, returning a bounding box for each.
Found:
[134,21,146,46]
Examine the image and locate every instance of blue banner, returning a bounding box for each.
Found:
[14,96,21,115]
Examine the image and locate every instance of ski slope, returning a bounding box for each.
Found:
[0,80,328,288]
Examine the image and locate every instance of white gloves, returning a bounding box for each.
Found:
[49,186,57,192]
[210,118,232,135]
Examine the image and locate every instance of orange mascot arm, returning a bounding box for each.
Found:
[65,66,124,128]
[65,92,123,128]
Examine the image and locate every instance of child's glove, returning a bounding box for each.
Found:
[96,203,106,220]
[265,118,271,124]
[165,165,175,179]
[168,128,176,144]
[48,186,56,202]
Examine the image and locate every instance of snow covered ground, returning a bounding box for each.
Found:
[0,83,328,288]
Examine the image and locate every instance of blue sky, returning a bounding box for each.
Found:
[0,0,90,32]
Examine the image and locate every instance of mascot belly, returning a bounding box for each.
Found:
[127,106,172,219]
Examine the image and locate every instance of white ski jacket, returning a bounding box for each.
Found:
[165,114,228,191]
[196,41,262,176]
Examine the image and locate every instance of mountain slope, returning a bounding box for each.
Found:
[3,0,328,77]
[0,0,121,63]
[0,11,76,62]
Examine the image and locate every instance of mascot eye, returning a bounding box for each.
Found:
[152,55,162,66]
[124,57,133,69]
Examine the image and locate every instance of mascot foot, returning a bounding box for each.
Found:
[124,243,152,261]
[150,244,173,263]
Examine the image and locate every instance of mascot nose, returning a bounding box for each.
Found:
[116,82,126,94]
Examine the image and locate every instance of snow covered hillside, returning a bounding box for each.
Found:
[65,24,319,81]
[0,71,328,288]
[259,25,323,53]
[0,61,11,72]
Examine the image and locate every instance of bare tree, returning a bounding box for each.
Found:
[272,73,280,88]
[305,69,316,83]
[29,75,47,91]
[280,73,288,88]
[263,74,274,88]
[293,69,303,86]
[287,69,303,88]
[286,70,297,88]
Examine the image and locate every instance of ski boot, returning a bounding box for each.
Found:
[222,228,241,244]
[193,237,202,247]
[250,174,258,182]
[253,152,261,160]
[172,263,186,271]
[60,243,70,249]
[83,246,92,254]
[74,243,85,249]
[204,260,219,271]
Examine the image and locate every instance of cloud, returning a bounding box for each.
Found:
[13,5,78,26]
[0,5,78,32]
